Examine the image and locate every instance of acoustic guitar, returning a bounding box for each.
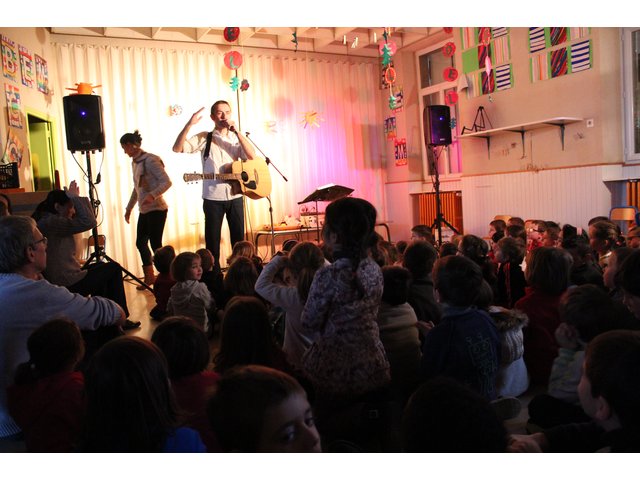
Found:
[183,158,272,200]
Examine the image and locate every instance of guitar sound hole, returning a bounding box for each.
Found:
[240,171,249,182]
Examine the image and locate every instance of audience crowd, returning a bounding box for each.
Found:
[2,200,640,453]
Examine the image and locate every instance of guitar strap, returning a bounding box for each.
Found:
[203,131,213,161]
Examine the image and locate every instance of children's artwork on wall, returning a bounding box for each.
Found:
[18,46,34,88]
[550,47,568,78]
[381,61,394,89]
[385,116,397,139]
[4,84,22,129]
[393,87,404,112]
[394,138,407,166]
[528,28,592,83]
[460,27,512,98]
[300,111,323,129]
[571,40,592,72]
[4,130,24,167]
[1,36,18,83]
[35,54,48,93]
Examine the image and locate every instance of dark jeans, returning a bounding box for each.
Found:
[203,197,244,267]
[137,209,168,266]
[69,261,129,317]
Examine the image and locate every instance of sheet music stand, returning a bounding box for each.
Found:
[298,184,354,242]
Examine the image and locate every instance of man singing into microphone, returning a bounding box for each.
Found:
[173,100,255,268]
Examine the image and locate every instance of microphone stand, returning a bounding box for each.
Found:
[244,132,288,258]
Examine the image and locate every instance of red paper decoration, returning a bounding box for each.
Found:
[224,27,240,42]
[442,42,456,57]
[445,90,459,106]
[224,51,243,70]
[479,28,491,46]
[443,67,459,82]
[384,66,397,85]
[443,27,453,34]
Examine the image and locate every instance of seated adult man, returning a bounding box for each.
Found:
[0,216,125,441]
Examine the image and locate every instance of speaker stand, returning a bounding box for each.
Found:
[428,145,459,246]
[81,151,151,292]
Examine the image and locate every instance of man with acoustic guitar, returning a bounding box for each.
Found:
[173,100,256,268]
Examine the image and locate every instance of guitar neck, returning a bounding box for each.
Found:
[201,173,241,181]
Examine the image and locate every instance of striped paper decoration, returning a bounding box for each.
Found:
[495,64,512,91]
[478,44,491,70]
[550,47,568,78]
[571,39,591,72]
[549,27,567,46]
[529,27,546,53]
[570,27,590,40]
[492,27,508,39]
[461,27,475,50]
[481,70,495,94]
[466,71,480,98]
[493,36,510,65]
[530,53,549,82]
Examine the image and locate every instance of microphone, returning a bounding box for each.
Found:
[227,123,238,135]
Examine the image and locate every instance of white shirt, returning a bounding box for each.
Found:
[183,130,246,201]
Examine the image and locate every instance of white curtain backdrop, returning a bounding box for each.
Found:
[51,37,386,273]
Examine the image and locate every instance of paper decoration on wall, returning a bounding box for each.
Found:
[169,104,183,116]
[443,67,459,82]
[550,48,568,78]
[571,40,591,72]
[229,76,240,91]
[300,111,323,129]
[393,87,404,112]
[388,94,397,110]
[549,27,567,47]
[529,27,546,53]
[240,79,250,91]
[445,90,459,105]
[530,52,549,82]
[4,130,24,166]
[224,28,240,43]
[384,116,397,139]
[461,27,512,99]
[478,27,491,46]
[450,118,457,129]
[18,46,34,88]
[444,27,453,34]
[394,138,407,166]
[264,120,278,134]
[34,54,48,94]
[495,64,513,91]
[381,61,394,89]
[292,32,298,52]
[4,84,22,129]
[224,51,243,70]
[384,66,397,85]
[529,28,592,83]
[442,42,456,57]
[66,82,100,94]
[1,36,18,82]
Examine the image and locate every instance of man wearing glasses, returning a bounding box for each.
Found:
[0,215,125,446]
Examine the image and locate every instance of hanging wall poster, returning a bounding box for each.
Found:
[384,116,397,139]
[4,84,22,128]
[570,40,592,73]
[35,54,48,93]
[394,138,407,166]
[460,27,512,98]
[4,130,24,167]
[528,28,592,82]
[19,46,34,88]
[394,87,404,112]
[1,36,18,82]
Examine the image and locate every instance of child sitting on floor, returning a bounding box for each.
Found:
[150,245,176,321]
[167,252,214,333]
[7,318,85,452]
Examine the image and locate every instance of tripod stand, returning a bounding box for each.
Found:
[81,150,150,291]
[429,145,459,246]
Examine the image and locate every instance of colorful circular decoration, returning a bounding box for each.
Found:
[378,40,397,55]
[445,91,459,106]
[240,79,250,91]
[442,42,456,57]
[443,67,459,82]
[384,66,397,85]
[224,27,240,42]
[479,29,491,46]
[224,51,243,70]
[443,27,453,34]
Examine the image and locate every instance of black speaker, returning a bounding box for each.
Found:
[423,105,452,146]
[63,95,105,152]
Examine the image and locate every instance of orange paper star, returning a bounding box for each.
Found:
[300,111,323,129]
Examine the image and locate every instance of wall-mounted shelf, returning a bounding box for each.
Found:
[459,117,584,158]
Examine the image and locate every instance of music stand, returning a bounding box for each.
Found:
[298,184,354,242]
